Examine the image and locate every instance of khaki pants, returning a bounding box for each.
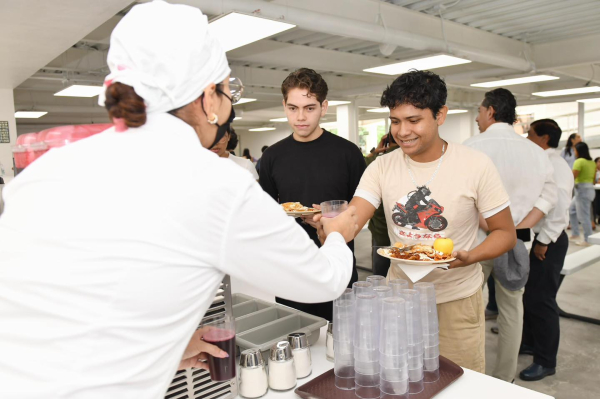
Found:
[437,290,485,373]
[481,259,524,382]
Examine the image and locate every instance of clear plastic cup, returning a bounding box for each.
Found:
[397,290,423,347]
[334,357,355,390]
[353,281,373,297]
[379,297,408,356]
[424,356,440,383]
[389,279,409,296]
[354,293,379,350]
[333,289,355,344]
[320,200,348,218]
[414,282,439,335]
[408,367,424,394]
[366,275,387,287]
[373,285,392,300]
[380,377,409,398]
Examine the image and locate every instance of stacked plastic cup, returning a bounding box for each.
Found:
[389,279,409,297]
[353,281,373,297]
[366,275,387,287]
[333,288,356,390]
[397,289,424,394]
[379,297,409,399]
[414,282,440,383]
[354,293,380,399]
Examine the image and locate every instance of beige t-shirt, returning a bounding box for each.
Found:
[355,142,509,303]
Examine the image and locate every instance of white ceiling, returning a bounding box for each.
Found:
[10,0,600,133]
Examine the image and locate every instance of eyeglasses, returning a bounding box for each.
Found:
[228,76,244,104]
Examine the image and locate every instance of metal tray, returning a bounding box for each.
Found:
[232,294,327,357]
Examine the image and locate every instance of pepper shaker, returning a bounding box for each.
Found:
[239,348,269,398]
[268,341,296,391]
[287,332,312,378]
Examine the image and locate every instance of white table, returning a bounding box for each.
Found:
[262,326,553,399]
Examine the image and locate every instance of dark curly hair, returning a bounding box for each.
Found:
[380,70,447,118]
[281,68,328,104]
[226,127,238,151]
[482,88,517,125]
[530,119,561,148]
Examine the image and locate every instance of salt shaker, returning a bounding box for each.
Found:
[239,348,269,399]
[287,332,312,378]
[326,322,334,361]
[268,341,296,391]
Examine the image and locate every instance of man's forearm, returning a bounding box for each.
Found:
[515,207,545,229]
[469,229,517,264]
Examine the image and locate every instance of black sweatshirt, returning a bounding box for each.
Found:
[259,129,366,319]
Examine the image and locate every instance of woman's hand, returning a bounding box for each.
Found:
[178,327,229,370]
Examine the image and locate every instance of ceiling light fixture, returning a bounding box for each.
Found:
[14,111,48,119]
[447,109,468,114]
[366,107,389,113]
[54,85,104,97]
[233,116,242,120]
[249,127,276,131]
[209,12,295,52]
[364,55,471,75]
[576,98,600,103]
[234,98,257,105]
[269,117,288,122]
[327,100,351,106]
[533,86,600,97]
[471,75,559,88]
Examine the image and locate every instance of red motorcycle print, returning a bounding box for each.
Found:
[391,187,448,232]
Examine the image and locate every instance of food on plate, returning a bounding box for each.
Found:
[281,202,318,213]
[383,243,453,262]
[433,238,454,255]
[393,242,406,248]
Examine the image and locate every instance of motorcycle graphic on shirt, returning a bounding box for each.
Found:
[391,186,448,232]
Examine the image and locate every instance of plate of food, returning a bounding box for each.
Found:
[377,243,455,265]
[282,202,321,216]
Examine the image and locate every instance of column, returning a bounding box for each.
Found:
[578,101,585,140]
[336,101,358,145]
[0,89,17,183]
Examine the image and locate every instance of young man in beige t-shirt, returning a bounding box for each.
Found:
[343,71,516,372]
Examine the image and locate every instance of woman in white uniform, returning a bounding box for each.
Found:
[0,2,357,398]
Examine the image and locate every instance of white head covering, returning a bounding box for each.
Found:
[98,0,231,114]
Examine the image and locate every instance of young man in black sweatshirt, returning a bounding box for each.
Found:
[259,68,366,320]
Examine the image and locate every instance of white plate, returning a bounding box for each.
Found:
[285,209,321,217]
[376,248,455,265]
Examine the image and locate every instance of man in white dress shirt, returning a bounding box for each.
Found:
[464,88,557,382]
[520,119,573,381]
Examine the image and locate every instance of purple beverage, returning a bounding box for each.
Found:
[203,328,236,381]
[322,212,342,218]
[320,200,348,219]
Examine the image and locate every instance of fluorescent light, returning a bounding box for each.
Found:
[471,75,559,88]
[15,111,47,118]
[54,85,104,97]
[533,86,600,97]
[269,117,288,122]
[233,116,242,120]
[234,98,257,105]
[209,12,295,52]
[364,55,471,75]
[327,100,351,106]
[249,127,276,131]
[447,109,468,114]
[366,107,389,113]
[577,98,600,103]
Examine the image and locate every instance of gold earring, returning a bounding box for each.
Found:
[208,113,219,125]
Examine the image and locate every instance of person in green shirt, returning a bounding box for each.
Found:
[366,132,399,276]
[570,142,596,244]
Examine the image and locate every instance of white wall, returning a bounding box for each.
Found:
[0,89,17,183]
[237,127,291,160]
[439,110,476,144]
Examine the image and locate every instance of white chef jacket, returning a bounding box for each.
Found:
[533,148,574,244]
[0,113,352,398]
[226,153,259,180]
[463,123,557,225]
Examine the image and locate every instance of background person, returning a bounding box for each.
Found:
[521,119,573,381]
[569,141,596,244]
[259,68,366,321]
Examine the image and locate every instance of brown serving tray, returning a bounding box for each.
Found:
[295,356,463,399]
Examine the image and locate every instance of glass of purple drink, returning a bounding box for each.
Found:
[202,315,236,382]
[320,200,348,218]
